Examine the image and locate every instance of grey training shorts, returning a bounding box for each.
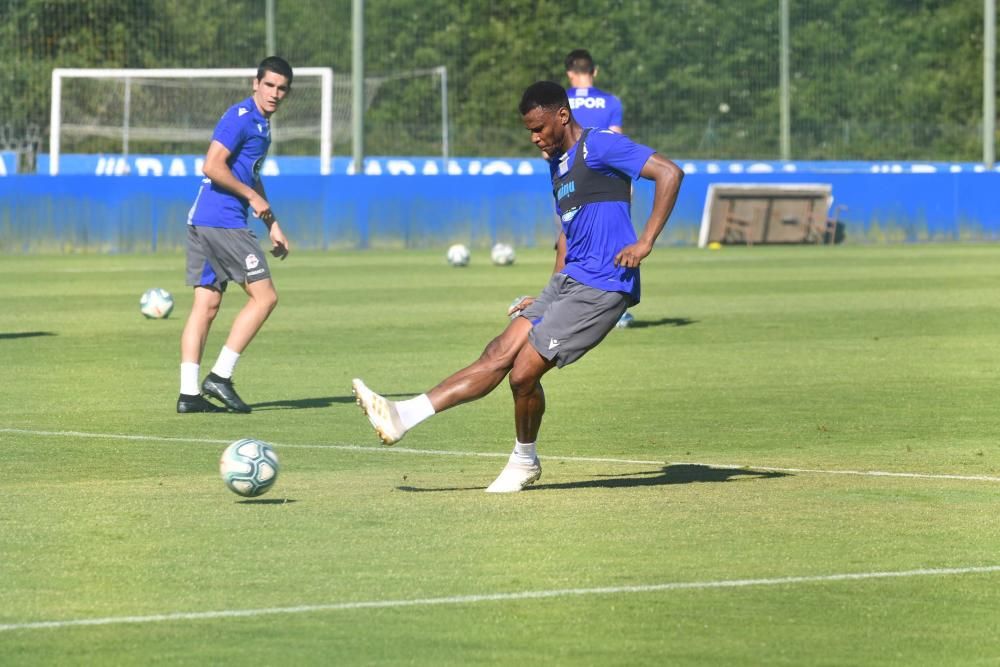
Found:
[185,224,272,292]
[518,273,630,368]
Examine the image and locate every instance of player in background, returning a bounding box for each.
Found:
[564,49,623,134]
[176,56,293,414]
[352,81,683,492]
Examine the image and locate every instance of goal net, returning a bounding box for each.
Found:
[49,66,450,175]
[49,67,334,175]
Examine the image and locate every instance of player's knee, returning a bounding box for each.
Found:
[255,289,278,312]
[479,336,517,371]
[508,366,541,396]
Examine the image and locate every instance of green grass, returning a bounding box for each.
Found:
[1,244,999,665]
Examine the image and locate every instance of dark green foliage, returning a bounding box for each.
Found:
[0,0,992,159]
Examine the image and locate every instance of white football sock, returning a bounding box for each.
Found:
[395,394,435,430]
[211,345,240,379]
[513,440,537,464]
[180,362,200,395]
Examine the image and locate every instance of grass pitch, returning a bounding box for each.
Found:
[2,244,999,665]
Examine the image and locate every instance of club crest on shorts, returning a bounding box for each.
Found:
[245,254,260,270]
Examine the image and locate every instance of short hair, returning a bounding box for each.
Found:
[519,81,569,115]
[565,49,596,74]
[257,56,293,85]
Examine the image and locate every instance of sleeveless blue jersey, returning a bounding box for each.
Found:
[550,129,655,303]
[567,86,623,130]
[187,96,271,229]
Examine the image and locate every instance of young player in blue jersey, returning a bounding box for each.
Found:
[565,49,623,134]
[176,56,293,414]
[353,81,683,492]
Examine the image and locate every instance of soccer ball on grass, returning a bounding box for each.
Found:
[140,287,174,319]
[219,438,279,497]
[446,243,470,267]
[490,242,516,266]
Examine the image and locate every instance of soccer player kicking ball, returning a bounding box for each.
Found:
[176,56,293,414]
[353,81,683,492]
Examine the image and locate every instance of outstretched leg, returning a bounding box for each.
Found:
[427,316,533,412]
[353,317,533,445]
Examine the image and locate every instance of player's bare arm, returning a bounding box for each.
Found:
[253,179,290,260]
[553,230,567,273]
[614,154,684,268]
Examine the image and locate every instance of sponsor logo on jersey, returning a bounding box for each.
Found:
[569,97,607,110]
[245,254,260,269]
[557,180,575,201]
[238,107,250,116]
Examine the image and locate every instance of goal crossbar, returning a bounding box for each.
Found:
[49,67,333,175]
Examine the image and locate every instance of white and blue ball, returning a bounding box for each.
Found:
[615,311,635,328]
[446,243,471,267]
[219,438,279,497]
[490,242,516,266]
[139,287,174,319]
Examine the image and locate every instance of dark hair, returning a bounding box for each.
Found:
[565,49,595,74]
[257,56,293,85]
[519,81,569,115]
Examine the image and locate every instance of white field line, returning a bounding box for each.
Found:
[2,427,999,483]
[2,565,998,633]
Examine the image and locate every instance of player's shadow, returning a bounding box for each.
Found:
[628,317,697,329]
[251,392,416,411]
[395,464,788,493]
[0,331,57,340]
[236,498,298,505]
[530,464,787,490]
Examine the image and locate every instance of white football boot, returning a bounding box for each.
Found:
[485,457,542,493]
[352,378,407,445]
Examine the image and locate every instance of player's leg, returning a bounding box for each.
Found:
[178,287,226,413]
[198,229,275,413]
[485,345,554,493]
[202,278,278,413]
[487,276,629,492]
[178,225,227,413]
[427,316,533,411]
[352,317,533,446]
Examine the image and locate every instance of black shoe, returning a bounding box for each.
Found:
[177,393,225,413]
[201,373,252,413]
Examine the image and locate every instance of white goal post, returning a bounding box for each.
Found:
[49,67,333,175]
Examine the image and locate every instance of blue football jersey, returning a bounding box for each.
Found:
[187,97,271,229]
[551,129,655,303]
[567,86,623,130]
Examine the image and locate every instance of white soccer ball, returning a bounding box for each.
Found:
[446,243,470,267]
[140,287,174,319]
[490,242,516,266]
[219,438,280,498]
[615,311,635,328]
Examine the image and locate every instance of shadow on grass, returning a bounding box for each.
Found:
[627,317,698,329]
[0,331,57,340]
[251,392,417,410]
[395,464,789,493]
[236,498,298,505]
[531,464,788,490]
